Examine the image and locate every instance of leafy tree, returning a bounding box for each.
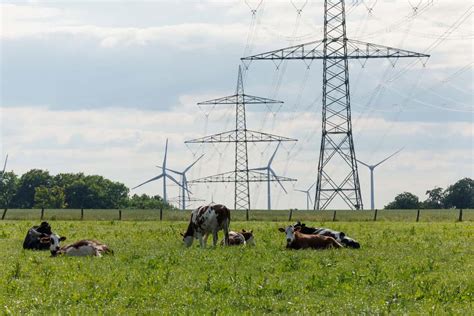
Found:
[385,192,421,209]
[34,186,67,209]
[127,194,170,209]
[444,178,474,209]
[0,171,19,208]
[423,187,445,209]
[12,169,53,208]
[64,180,97,209]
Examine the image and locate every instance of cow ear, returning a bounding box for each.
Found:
[180,233,184,237]
[242,229,246,233]
[249,230,253,234]
[278,228,285,232]
[60,236,66,241]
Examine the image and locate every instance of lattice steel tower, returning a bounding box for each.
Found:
[242,0,429,210]
[186,66,296,213]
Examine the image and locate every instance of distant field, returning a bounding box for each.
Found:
[0,220,472,314]
[1,208,473,222]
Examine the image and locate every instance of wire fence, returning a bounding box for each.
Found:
[1,208,472,222]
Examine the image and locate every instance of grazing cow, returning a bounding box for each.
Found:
[293,221,360,249]
[23,222,54,250]
[279,226,343,250]
[182,204,230,248]
[42,234,113,257]
[221,229,255,246]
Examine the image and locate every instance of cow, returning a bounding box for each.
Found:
[278,226,343,250]
[182,204,230,248]
[220,229,255,246]
[23,221,54,250]
[293,221,360,249]
[41,234,113,257]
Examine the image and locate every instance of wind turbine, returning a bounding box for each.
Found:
[159,154,204,210]
[357,148,403,210]
[132,139,186,205]
[0,154,8,182]
[295,182,316,210]
[250,142,295,210]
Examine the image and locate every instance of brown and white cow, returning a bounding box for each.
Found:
[221,229,255,246]
[278,226,343,250]
[182,204,230,248]
[42,234,113,257]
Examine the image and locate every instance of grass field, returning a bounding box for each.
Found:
[0,218,473,314]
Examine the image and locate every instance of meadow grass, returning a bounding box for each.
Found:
[0,220,472,315]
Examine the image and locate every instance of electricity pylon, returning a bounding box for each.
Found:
[249,142,296,210]
[357,148,403,210]
[242,0,429,210]
[132,139,187,205]
[295,182,316,210]
[186,66,297,214]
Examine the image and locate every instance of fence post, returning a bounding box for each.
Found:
[246,209,249,221]
[416,209,420,222]
[332,210,337,222]
[119,209,122,221]
[288,209,293,221]
[160,206,163,221]
[41,207,44,220]
[373,209,378,221]
[81,208,84,220]
[458,208,463,222]
[1,208,7,220]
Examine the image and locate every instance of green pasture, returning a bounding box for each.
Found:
[0,219,473,314]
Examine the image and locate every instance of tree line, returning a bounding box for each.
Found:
[0,169,172,209]
[385,178,474,209]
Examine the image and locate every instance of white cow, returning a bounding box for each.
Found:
[42,234,113,257]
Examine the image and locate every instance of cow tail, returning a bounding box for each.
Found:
[224,217,230,246]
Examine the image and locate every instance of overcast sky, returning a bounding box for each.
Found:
[1,0,472,210]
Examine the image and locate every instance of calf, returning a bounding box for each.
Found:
[221,229,255,246]
[293,221,360,249]
[182,203,230,248]
[279,226,343,250]
[23,221,54,250]
[42,234,113,257]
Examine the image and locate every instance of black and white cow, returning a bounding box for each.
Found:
[42,234,113,257]
[221,229,255,246]
[182,204,230,248]
[293,221,360,249]
[23,222,54,250]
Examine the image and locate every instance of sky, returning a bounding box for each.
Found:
[0,0,473,210]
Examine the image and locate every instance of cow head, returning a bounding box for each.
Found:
[40,234,66,256]
[279,226,299,244]
[241,229,255,246]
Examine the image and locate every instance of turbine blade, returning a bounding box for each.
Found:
[132,174,164,190]
[156,165,182,175]
[268,141,281,166]
[166,173,190,193]
[163,138,169,168]
[184,154,205,173]
[355,158,371,168]
[308,181,316,191]
[249,167,267,171]
[1,154,8,174]
[271,169,287,194]
[374,147,404,167]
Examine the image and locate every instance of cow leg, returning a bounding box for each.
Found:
[197,233,204,248]
[202,233,209,248]
[330,238,343,249]
[224,219,230,246]
[212,231,218,247]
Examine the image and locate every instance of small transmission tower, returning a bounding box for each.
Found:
[186,66,296,213]
[242,0,429,210]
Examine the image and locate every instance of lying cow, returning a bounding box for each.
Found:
[23,221,54,250]
[221,229,255,246]
[279,226,343,250]
[182,203,230,248]
[293,221,360,249]
[41,234,113,257]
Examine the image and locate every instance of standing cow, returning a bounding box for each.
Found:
[182,204,230,248]
[293,221,360,249]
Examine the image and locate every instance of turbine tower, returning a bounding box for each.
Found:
[249,142,296,210]
[357,148,403,210]
[295,182,316,210]
[242,0,429,210]
[0,154,8,182]
[132,139,186,205]
[164,154,204,210]
[186,66,297,213]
